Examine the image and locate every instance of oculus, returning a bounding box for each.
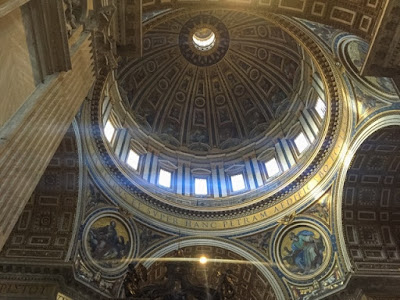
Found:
[179,15,230,66]
[192,28,216,51]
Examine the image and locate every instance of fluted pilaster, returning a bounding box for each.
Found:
[0,34,94,250]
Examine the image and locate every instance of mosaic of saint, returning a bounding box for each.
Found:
[86,217,131,269]
[279,226,327,277]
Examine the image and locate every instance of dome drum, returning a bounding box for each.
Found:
[104,71,327,207]
[83,10,347,234]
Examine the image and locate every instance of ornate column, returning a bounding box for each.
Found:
[0,33,94,250]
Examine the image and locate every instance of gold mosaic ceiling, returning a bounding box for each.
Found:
[118,10,303,154]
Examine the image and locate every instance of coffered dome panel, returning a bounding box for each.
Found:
[118,10,303,154]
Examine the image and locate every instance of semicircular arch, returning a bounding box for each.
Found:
[138,237,287,300]
[334,112,400,272]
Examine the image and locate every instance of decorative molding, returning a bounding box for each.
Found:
[116,0,143,58]
[141,0,387,40]
[26,0,72,79]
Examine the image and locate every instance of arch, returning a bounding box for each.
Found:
[138,237,286,300]
[334,112,400,272]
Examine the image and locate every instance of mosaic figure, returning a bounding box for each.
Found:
[87,217,131,268]
[281,229,325,275]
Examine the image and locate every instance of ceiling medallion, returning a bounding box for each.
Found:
[273,221,332,281]
[82,214,135,274]
[179,15,230,66]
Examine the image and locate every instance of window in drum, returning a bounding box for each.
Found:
[195,178,208,195]
[127,149,140,170]
[294,132,310,154]
[265,158,280,177]
[231,174,246,192]
[158,169,172,188]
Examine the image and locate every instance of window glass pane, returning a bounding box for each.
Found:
[295,132,310,154]
[195,178,208,195]
[104,120,115,142]
[265,158,280,177]
[315,97,326,118]
[159,169,171,188]
[231,174,245,192]
[127,150,140,170]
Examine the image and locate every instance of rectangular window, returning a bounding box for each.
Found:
[127,150,140,170]
[158,169,172,188]
[294,132,310,154]
[195,178,208,195]
[315,97,326,118]
[231,174,245,192]
[104,120,116,143]
[265,158,280,177]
